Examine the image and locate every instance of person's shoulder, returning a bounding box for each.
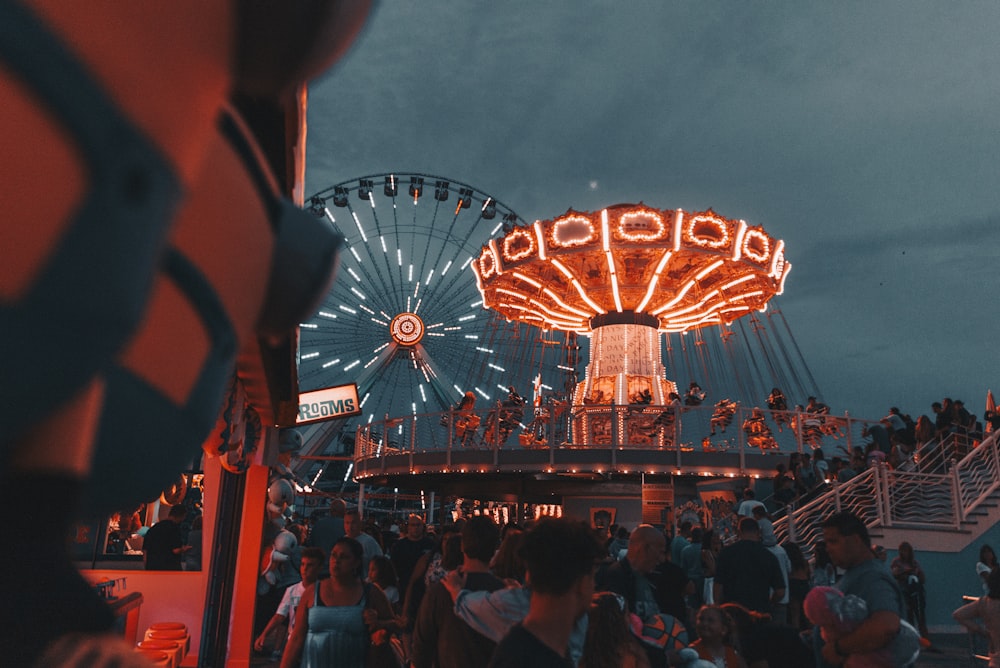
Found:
[489,625,571,668]
[467,571,506,592]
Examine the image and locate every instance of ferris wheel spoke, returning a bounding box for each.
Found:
[300,173,568,442]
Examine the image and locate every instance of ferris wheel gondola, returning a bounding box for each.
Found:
[295,173,574,469]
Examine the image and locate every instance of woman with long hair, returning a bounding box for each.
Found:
[701,529,722,605]
[281,537,399,668]
[954,568,1000,667]
[580,592,651,668]
[490,528,527,584]
[979,545,1000,594]
[890,541,930,642]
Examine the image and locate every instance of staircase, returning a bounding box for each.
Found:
[774,429,1000,556]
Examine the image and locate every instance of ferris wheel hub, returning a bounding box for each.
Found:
[389,312,425,346]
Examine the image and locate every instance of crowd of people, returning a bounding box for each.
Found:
[250,500,962,667]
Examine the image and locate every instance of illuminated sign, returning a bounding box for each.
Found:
[296,383,362,425]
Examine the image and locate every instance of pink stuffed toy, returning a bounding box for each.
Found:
[804,586,920,667]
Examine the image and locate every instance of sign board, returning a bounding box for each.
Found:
[295,383,362,425]
[641,480,674,526]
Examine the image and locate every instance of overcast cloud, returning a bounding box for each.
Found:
[306,1,1000,421]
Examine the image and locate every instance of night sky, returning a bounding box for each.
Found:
[304,1,1000,423]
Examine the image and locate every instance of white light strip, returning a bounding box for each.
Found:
[528,298,585,324]
[541,288,592,319]
[512,271,542,289]
[408,265,414,282]
[534,222,547,260]
[419,385,427,402]
[573,279,606,315]
[549,258,605,315]
[732,220,747,261]
[464,334,479,340]
[380,236,387,253]
[488,363,506,372]
[720,274,756,291]
[318,311,337,319]
[347,268,362,283]
[636,250,673,313]
[397,249,402,267]
[475,387,490,400]
[343,359,361,371]
[476,346,495,353]
[777,262,791,295]
[352,211,368,242]
[442,260,453,275]
[338,305,357,315]
[461,256,474,270]
[357,303,375,315]
[606,249,622,312]
[488,240,503,274]
[301,352,319,359]
[322,358,341,368]
[350,246,362,263]
[769,240,786,277]
[651,279,697,315]
[694,258,724,281]
[299,322,318,329]
[458,314,476,321]
[425,269,434,285]
[350,287,366,300]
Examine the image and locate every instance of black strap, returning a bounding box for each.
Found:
[0,2,180,444]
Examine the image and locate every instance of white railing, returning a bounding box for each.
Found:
[775,429,1000,557]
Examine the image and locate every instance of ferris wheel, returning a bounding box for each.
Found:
[298,173,575,447]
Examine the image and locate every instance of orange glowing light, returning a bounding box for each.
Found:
[475,204,787,333]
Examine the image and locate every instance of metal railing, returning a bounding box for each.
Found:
[354,402,879,462]
[775,430,1000,557]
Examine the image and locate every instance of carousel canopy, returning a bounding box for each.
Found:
[473,203,790,334]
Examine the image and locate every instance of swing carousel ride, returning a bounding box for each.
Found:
[297,184,845,501]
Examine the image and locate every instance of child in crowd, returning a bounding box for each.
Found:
[688,605,748,668]
[369,555,401,614]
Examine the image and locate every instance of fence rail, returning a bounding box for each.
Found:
[355,402,879,461]
[775,430,1000,557]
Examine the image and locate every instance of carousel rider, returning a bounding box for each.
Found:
[684,381,706,406]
